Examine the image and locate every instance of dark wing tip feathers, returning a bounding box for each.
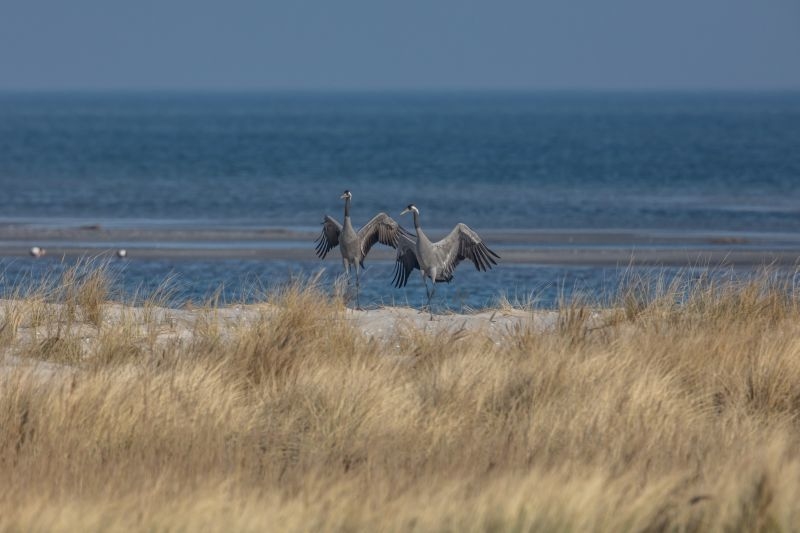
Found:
[391,253,409,288]
[391,260,405,288]
[314,232,332,259]
[475,242,499,272]
[391,254,408,288]
[391,240,419,288]
[315,215,341,259]
[454,225,500,273]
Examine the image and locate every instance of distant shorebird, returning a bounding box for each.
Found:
[315,190,411,308]
[393,204,500,319]
[29,246,46,258]
[116,249,127,259]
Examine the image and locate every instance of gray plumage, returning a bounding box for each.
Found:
[393,204,499,318]
[315,190,410,307]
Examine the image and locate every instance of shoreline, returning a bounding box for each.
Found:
[0,222,798,266]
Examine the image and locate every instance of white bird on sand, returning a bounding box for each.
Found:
[29,246,46,258]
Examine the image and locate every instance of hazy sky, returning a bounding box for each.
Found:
[2,0,799,91]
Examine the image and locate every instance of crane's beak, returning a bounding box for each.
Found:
[340,194,348,199]
[400,208,410,215]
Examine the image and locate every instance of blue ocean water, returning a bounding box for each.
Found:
[2,256,780,312]
[1,92,799,308]
[2,91,799,231]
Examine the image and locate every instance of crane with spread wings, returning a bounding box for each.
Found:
[392,204,500,319]
[315,190,411,308]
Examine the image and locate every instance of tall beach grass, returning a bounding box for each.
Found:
[1,263,800,531]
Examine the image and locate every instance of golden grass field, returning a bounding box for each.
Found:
[2,262,800,531]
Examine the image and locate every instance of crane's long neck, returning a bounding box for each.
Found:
[412,210,430,244]
[342,197,356,236]
[343,197,351,220]
[412,209,421,230]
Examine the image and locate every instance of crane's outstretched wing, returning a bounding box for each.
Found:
[358,212,413,257]
[314,215,342,259]
[434,223,500,278]
[391,233,420,288]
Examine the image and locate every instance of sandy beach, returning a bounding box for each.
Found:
[0,299,552,376]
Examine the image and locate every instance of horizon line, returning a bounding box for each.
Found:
[2,87,800,97]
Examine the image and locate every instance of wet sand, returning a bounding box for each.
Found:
[1,222,799,266]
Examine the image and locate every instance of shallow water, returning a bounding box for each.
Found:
[2,256,795,311]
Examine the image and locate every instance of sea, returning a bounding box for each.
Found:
[1,91,799,309]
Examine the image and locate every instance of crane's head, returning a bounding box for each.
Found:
[340,190,352,200]
[400,204,419,216]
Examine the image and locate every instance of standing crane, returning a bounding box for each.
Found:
[315,190,410,308]
[392,204,500,318]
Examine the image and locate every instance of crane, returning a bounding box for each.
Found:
[392,204,500,318]
[315,190,411,308]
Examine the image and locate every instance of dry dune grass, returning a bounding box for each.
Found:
[2,264,800,531]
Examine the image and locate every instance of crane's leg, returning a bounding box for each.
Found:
[428,279,437,320]
[355,262,362,310]
[419,271,430,314]
[342,259,352,305]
